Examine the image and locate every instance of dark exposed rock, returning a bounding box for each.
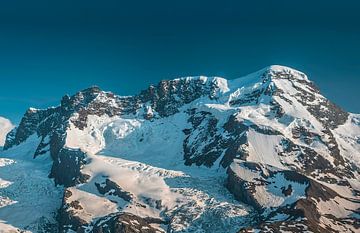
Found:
[221,115,250,167]
[226,163,263,211]
[49,148,89,187]
[3,107,58,150]
[281,184,293,196]
[183,110,225,167]
[141,197,163,210]
[59,196,162,233]
[279,137,355,182]
[91,212,160,233]
[138,78,210,117]
[227,161,360,233]
[291,125,323,145]
[58,189,88,233]
[95,179,133,202]
[183,110,282,168]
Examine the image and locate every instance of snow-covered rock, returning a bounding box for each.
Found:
[0,65,359,232]
[227,160,359,232]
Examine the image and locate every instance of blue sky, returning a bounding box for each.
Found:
[1,0,359,123]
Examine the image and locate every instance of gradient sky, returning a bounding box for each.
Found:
[0,0,359,123]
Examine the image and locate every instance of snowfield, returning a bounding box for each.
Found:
[0,135,63,232]
[65,114,252,232]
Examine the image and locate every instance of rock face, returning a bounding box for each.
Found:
[91,213,161,233]
[58,188,89,232]
[227,160,359,232]
[95,179,133,202]
[59,188,159,233]
[0,65,359,233]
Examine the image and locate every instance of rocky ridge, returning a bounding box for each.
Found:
[0,65,359,233]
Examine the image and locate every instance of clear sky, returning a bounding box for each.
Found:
[0,0,359,123]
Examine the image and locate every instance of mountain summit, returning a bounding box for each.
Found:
[0,66,359,233]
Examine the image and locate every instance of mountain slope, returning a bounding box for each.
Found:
[0,65,359,233]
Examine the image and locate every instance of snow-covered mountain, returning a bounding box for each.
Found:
[0,65,359,233]
[0,117,13,147]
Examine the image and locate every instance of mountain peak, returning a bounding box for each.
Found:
[80,85,102,94]
[1,66,359,232]
[267,64,299,72]
[266,65,309,81]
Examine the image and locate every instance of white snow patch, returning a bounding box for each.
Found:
[0,117,14,146]
[247,129,285,168]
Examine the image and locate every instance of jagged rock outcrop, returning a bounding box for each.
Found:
[227,160,360,233]
[91,213,161,233]
[59,188,163,233]
[95,179,133,202]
